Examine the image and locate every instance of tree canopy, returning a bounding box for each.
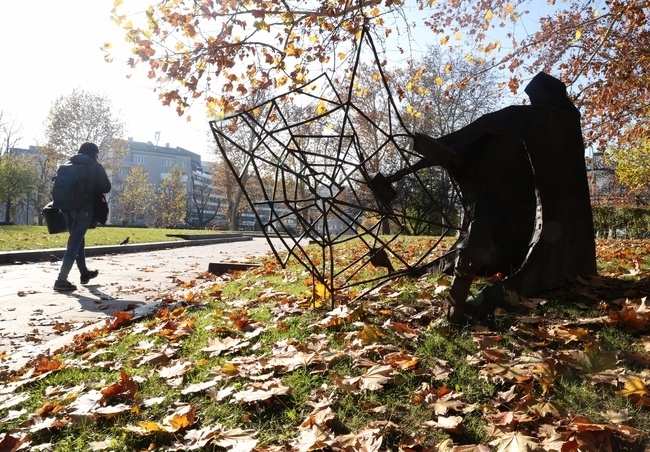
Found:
[111,0,650,152]
[44,89,128,174]
[116,165,155,225]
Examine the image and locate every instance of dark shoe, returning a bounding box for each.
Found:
[80,270,99,285]
[54,279,77,292]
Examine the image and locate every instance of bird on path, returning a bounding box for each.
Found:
[47,253,60,262]
[370,248,395,273]
[120,237,130,245]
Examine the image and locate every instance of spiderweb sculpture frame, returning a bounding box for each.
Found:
[210,27,463,307]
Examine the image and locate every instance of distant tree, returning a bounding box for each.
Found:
[0,153,40,223]
[212,91,271,231]
[388,48,500,235]
[44,89,128,177]
[394,47,500,138]
[152,165,187,228]
[27,144,64,225]
[116,165,155,225]
[212,152,246,231]
[189,162,222,228]
[0,110,22,156]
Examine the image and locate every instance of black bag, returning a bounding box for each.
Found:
[42,201,67,234]
[93,193,109,225]
[51,163,88,211]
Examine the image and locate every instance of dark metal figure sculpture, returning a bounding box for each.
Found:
[379,72,598,322]
[210,27,597,320]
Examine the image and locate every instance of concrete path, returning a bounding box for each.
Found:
[0,237,284,373]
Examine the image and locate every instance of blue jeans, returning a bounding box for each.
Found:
[57,204,94,281]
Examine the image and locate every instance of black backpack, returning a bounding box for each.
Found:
[52,163,89,210]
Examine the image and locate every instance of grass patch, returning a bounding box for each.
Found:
[0,225,227,251]
[1,238,650,450]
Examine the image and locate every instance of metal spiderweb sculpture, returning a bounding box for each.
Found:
[210,27,463,306]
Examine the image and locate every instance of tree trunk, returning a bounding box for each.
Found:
[4,199,11,223]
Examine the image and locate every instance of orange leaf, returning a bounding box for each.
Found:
[165,404,196,432]
[101,369,138,400]
[34,357,64,375]
[607,305,648,332]
[108,310,134,330]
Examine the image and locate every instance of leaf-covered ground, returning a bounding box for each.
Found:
[1,238,650,451]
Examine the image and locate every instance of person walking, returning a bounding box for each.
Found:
[52,142,111,292]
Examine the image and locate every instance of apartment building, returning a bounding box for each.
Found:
[115,138,223,227]
[119,138,200,188]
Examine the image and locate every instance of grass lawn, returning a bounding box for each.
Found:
[0,225,226,252]
[1,238,650,451]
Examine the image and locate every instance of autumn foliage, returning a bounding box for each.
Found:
[109,0,650,154]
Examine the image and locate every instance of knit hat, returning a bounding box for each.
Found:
[78,142,99,157]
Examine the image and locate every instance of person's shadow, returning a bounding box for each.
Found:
[68,285,148,316]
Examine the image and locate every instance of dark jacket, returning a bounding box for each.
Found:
[53,154,112,210]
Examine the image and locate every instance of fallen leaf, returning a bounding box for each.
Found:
[490,432,540,452]
[422,415,464,433]
[101,369,138,400]
[213,427,258,452]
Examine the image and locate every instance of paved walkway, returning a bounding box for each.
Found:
[0,237,284,372]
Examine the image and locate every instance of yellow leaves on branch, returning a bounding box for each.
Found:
[575,28,583,40]
[315,101,328,116]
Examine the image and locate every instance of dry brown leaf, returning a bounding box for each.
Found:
[107,310,135,330]
[0,393,30,411]
[386,321,420,340]
[0,432,25,451]
[93,403,132,418]
[123,420,166,435]
[158,360,194,380]
[268,351,319,372]
[301,401,335,428]
[358,364,395,391]
[101,369,138,401]
[357,324,385,345]
[232,379,291,403]
[33,356,64,376]
[28,415,70,432]
[292,424,332,452]
[181,379,220,395]
[607,304,648,332]
[383,351,419,371]
[213,427,258,452]
[490,432,540,452]
[201,336,249,357]
[422,415,464,433]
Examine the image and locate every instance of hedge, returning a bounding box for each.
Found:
[592,206,650,239]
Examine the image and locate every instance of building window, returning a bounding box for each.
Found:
[181,161,188,169]
[134,155,147,164]
[162,158,173,167]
